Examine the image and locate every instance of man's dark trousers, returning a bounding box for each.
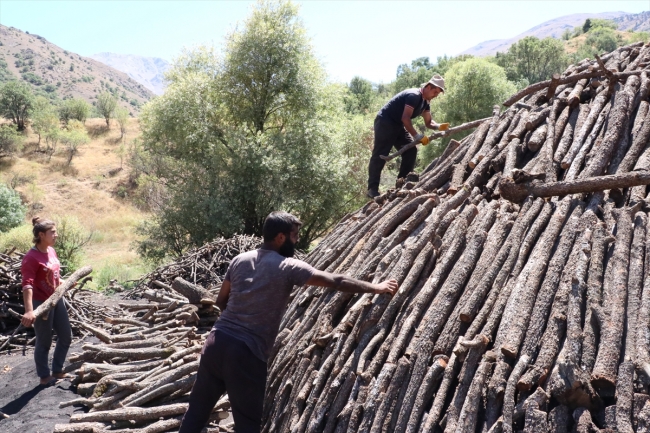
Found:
[179,329,267,433]
[367,116,417,191]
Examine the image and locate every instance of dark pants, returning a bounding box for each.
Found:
[367,116,417,191]
[179,329,268,433]
[32,298,72,379]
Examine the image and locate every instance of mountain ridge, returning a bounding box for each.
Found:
[460,11,645,57]
[90,52,169,96]
[0,24,154,113]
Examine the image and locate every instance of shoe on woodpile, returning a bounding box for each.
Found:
[366,188,380,199]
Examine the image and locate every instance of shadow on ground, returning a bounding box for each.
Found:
[0,341,88,433]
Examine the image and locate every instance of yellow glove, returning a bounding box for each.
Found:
[437,123,450,131]
[414,134,430,146]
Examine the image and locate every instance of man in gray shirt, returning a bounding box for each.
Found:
[179,211,398,433]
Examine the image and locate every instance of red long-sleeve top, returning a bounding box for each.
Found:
[21,247,61,302]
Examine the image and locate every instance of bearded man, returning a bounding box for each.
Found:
[179,211,398,433]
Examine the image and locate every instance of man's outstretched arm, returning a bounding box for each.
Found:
[306,270,398,295]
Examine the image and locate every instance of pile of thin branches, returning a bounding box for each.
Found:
[126,235,263,299]
[263,41,650,433]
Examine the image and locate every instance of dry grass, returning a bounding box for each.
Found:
[0,117,150,287]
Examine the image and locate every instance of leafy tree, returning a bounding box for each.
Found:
[495,36,570,84]
[575,27,623,59]
[59,98,91,124]
[0,183,26,233]
[344,76,373,114]
[30,96,59,145]
[393,55,473,92]
[0,124,24,157]
[422,57,516,165]
[0,81,34,130]
[44,127,60,162]
[96,91,117,128]
[60,120,90,165]
[583,18,617,33]
[114,106,129,139]
[137,0,366,258]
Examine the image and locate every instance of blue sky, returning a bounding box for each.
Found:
[1,1,648,83]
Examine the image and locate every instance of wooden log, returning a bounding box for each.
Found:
[566,78,589,107]
[499,170,650,203]
[637,218,650,378]
[561,89,610,169]
[171,277,213,304]
[522,403,548,433]
[442,335,489,432]
[548,405,570,433]
[581,82,634,178]
[618,106,650,175]
[526,123,547,152]
[553,104,582,164]
[518,202,582,364]
[624,212,646,363]
[403,355,446,433]
[616,361,635,433]
[502,355,530,433]
[420,352,461,432]
[455,350,497,433]
[468,106,503,169]
[499,199,571,359]
[524,106,550,131]
[592,207,634,393]
[69,403,191,423]
[582,224,613,373]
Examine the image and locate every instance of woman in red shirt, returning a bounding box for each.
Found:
[21,217,72,386]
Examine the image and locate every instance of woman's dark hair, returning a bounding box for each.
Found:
[32,216,56,245]
[263,211,301,242]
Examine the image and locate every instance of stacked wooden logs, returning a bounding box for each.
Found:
[263,41,650,432]
[53,295,232,433]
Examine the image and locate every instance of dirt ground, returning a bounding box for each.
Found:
[0,340,91,433]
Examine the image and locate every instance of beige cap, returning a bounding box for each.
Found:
[427,74,445,92]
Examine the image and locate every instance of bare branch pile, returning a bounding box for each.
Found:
[126,235,263,300]
[263,41,650,432]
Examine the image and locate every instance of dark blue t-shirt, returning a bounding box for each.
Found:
[377,88,430,125]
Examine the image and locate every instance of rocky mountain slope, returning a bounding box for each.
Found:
[90,52,169,95]
[461,11,639,56]
[0,25,154,112]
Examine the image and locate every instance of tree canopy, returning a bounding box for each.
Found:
[495,36,570,85]
[136,0,367,259]
[0,81,34,130]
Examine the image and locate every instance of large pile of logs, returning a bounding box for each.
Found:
[263,41,650,432]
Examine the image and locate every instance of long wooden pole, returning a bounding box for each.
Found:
[379,117,490,162]
[499,170,650,202]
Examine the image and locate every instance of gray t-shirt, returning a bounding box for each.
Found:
[214,249,316,362]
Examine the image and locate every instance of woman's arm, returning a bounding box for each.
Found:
[21,288,36,327]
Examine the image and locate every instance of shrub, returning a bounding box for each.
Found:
[0,124,24,156]
[0,224,31,252]
[0,183,26,233]
[52,215,92,273]
[22,72,43,85]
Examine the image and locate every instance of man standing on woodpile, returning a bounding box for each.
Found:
[179,211,398,433]
[367,74,447,198]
